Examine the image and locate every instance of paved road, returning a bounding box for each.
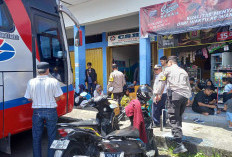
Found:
[0,130,48,157]
[0,108,170,157]
[0,107,97,157]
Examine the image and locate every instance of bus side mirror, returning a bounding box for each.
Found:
[75,29,83,47]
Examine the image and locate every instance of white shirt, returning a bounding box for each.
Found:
[24,75,63,108]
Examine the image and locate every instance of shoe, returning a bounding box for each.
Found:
[173,144,188,154]
[193,118,199,122]
[194,120,205,124]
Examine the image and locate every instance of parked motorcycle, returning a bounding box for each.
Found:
[51,97,158,157]
[63,95,120,135]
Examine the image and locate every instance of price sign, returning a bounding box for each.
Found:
[217,31,232,41]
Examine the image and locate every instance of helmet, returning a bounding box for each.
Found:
[136,85,153,104]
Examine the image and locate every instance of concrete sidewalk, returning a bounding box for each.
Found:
[153,122,232,157]
[63,107,232,157]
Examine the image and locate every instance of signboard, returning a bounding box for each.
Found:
[108,32,139,46]
[217,31,232,41]
[158,25,232,49]
[140,0,232,37]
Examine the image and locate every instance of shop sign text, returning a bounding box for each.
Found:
[108,32,139,46]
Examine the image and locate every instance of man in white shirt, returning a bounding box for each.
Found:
[152,64,167,127]
[24,62,63,157]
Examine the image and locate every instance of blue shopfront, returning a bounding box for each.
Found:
[70,19,167,93]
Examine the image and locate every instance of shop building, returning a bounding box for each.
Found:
[62,0,170,92]
[63,0,232,102]
[140,0,232,103]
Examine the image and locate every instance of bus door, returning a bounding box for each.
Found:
[0,72,3,139]
[32,9,68,115]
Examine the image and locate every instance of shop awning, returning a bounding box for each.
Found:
[140,0,232,37]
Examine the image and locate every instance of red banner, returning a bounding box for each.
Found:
[140,0,232,37]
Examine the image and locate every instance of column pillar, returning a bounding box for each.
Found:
[158,49,164,65]
[102,32,108,93]
[139,12,151,85]
[74,26,86,92]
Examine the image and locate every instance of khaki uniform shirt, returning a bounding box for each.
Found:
[153,72,167,95]
[108,70,126,93]
[154,64,191,99]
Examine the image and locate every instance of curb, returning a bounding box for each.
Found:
[154,135,232,157]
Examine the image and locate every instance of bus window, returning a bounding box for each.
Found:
[35,15,65,83]
[40,36,51,59]
[0,0,14,32]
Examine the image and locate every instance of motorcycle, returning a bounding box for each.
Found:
[51,96,158,157]
[64,95,120,135]
[141,103,159,155]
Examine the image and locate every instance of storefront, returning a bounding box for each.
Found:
[140,0,232,102]
[108,32,140,84]
[71,25,159,93]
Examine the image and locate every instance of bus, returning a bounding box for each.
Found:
[0,0,81,153]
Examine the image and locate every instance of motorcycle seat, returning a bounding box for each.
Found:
[93,95,108,103]
[106,126,139,139]
[58,119,99,127]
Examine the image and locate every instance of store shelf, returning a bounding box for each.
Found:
[215,69,232,72]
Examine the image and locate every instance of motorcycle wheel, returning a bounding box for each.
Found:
[146,130,159,157]
[57,142,86,157]
[112,115,120,130]
[151,138,159,157]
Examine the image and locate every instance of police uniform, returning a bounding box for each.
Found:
[152,65,167,126]
[154,59,191,146]
[108,69,126,102]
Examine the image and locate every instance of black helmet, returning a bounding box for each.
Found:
[137,85,153,104]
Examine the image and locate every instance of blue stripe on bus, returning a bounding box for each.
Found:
[0,84,74,111]
[0,102,3,110]
[61,84,74,93]
[4,97,30,110]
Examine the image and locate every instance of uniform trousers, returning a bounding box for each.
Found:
[152,93,167,126]
[113,92,123,105]
[167,90,188,145]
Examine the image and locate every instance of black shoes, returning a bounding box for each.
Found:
[173,144,187,154]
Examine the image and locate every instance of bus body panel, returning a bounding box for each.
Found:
[3,72,32,137]
[0,0,74,139]
[0,86,3,139]
[3,89,74,137]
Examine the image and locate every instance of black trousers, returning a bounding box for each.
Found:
[167,91,188,144]
[192,106,214,115]
[113,92,123,104]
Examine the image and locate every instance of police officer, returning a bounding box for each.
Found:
[153,56,191,154]
[108,64,126,103]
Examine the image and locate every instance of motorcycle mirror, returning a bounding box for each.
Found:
[108,87,114,92]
